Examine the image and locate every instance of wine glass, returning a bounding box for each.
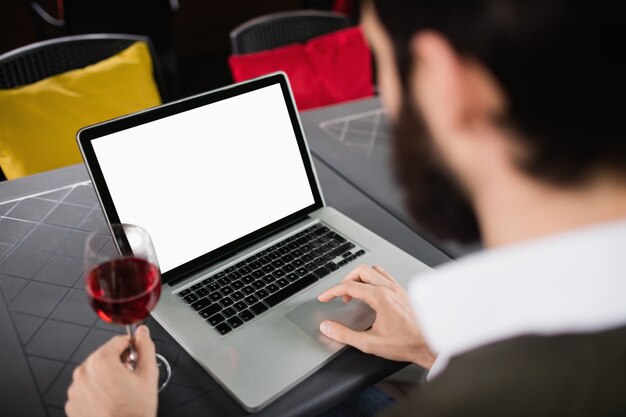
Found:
[84,223,171,391]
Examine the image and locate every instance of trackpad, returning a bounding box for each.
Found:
[286,298,375,346]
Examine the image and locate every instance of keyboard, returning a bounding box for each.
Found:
[178,223,365,336]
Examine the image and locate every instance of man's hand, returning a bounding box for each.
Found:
[65,325,158,417]
[318,265,436,369]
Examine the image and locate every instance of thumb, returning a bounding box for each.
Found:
[320,320,373,354]
[134,325,158,379]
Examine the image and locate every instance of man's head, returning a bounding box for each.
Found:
[361,0,626,244]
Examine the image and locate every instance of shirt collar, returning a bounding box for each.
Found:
[410,218,626,379]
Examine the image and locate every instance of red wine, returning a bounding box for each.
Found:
[87,257,161,324]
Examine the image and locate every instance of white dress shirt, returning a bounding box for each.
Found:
[409,218,626,380]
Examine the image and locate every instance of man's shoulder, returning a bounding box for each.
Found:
[385,325,626,417]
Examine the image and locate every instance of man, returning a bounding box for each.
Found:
[66,0,626,415]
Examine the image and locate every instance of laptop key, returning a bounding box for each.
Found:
[179,289,191,297]
[205,282,220,292]
[262,275,276,284]
[286,273,299,282]
[278,247,290,255]
[240,310,255,322]
[276,278,289,288]
[195,288,209,297]
[281,254,295,263]
[220,286,234,296]
[272,269,286,278]
[215,322,232,335]
[314,257,327,267]
[271,259,285,268]
[242,286,255,295]
[231,291,245,301]
[191,283,203,291]
[305,262,318,271]
[184,294,198,304]
[356,250,366,257]
[239,265,252,275]
[301,254,314,262]
[265,274,318,307]
[259,256,272,265]
[217,277,230,286]
[208,292,223,302]
[225,266,236,273]
[208,313,225,326]
[244,295,259,305]
[249,261,262,270]
[266,283,280,293]
[282,264,296,273]
[229,271,242,280]
[234,301,247,312]
[311,249,324,258]
[262,265,275,273]
[191,297,212,311]
[228,317,244,329]
[251,302,269,315]
[342,251,352,259]
[268,251,281,260]
[242,275,255,284]
[291,249,303,258]
[252,270,265,278]
[231,280,244,290]
[220,297,234,307]
[292,259,305,268]
[332,242,356,257]
[222,307,237,317]
[313,267,330,279]
[256,288,270,299]
[325,262,339,272]
[235,261,247,268]
[251,280,265,289]
[199,304,221,319]
[245,255,257,263]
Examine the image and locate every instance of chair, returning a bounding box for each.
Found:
[230,10,351,55]
[0,34,166,181]
[0,33,167,95]
[27,0,180,99]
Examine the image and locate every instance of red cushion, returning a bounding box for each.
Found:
[228,26,373,110]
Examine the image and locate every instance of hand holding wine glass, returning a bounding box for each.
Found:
[65,325,158,417]
[84,224,171,390]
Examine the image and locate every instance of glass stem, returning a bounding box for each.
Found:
[123,323,138,370]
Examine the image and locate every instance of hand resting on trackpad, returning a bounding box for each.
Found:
[286,298,375,346]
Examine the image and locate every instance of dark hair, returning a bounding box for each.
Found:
[371,0,626,185]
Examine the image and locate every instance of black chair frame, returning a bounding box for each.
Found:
[0,33,168,99]
[230,10,351,55]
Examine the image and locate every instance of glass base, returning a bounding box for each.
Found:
[157,353,172,392]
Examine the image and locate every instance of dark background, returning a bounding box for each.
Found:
[0,0,341,97]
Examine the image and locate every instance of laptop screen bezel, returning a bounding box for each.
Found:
[77,73,324,285]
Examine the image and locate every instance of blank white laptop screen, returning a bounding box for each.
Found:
[91,84,315,273]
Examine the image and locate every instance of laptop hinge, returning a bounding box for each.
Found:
[167,215,312,286]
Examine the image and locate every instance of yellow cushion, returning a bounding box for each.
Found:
[0,42,162,179]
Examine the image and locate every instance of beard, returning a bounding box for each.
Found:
[391,96,481,244]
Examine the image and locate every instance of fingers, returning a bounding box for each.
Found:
[134,325,158,379]
[342,265,394,288]
[371,265,397,283]
[318,281,379,308]
[320,320,374,354]
[99,334,132,357]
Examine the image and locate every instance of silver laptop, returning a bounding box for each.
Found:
[77,72,431,411]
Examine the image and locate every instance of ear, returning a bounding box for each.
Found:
[408,31,508,189]
[410,32,506,156]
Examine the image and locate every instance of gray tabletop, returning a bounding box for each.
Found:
[0,102,450,417]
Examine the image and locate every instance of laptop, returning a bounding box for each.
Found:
[77,72,431,411]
